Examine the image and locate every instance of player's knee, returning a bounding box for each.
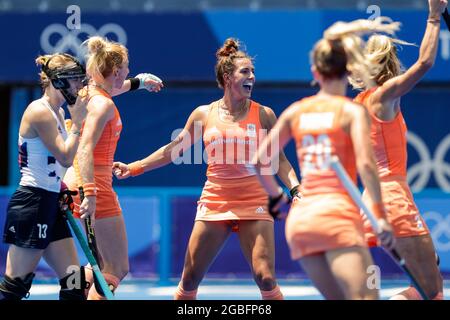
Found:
[118,264,129,280]
[425,285,441,300]
[253,272,276,291]
[59,266,88,300]
[180,273,203,291]
[0,273,35,300]
[103,261,129,281]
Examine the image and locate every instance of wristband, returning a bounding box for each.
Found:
[289,185,301,198]
[82,183,97,197]
[129,77,140,91]
[427,18,440,24]
[135,73,162,90]
[83,189,97,197]
[128,160,144,177]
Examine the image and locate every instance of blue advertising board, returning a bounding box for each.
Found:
[1,9,450,82]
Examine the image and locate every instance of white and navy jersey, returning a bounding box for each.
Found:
[18,98,68,193]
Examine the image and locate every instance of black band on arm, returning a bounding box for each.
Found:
[289,185,300,198]
[128,77,140,91]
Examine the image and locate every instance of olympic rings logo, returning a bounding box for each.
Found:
[40,23,127,60]
[423,211,450,251]
[407,132,450,192]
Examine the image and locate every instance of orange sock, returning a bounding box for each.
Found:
[174,283,198,300]
[260,285,284,300]
[87,273,120,300]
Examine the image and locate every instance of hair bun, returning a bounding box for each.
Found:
[86,36,107,55]
[35,55,52,67]
[216,38,239,58]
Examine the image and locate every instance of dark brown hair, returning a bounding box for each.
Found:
[215,38,252,89]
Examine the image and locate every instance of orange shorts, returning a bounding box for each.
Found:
[285,193,366,260]
[63,165,122,219]
[196,175,273,223]
[362,177,429,247]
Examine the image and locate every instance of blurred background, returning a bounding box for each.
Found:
[0,0,449,289]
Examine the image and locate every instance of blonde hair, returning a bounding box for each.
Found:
[313,17,400,88]
[35,53,78,89]
[350,34,415,89]
[84,36,128,81]
[215,38,252,89]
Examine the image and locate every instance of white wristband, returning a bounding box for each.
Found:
[135,73,163,90]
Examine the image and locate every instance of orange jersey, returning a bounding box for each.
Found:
[196,100,272,223]
[362,178,428,246]
[354,88,407,178]
[65,165,122,219]
[203,100,263,179]
[286,95,365,259]
[196,175,273,222]
[64,85,123,219]
[286,193,365,259]
[82,86,122,167]
[290,95,357,195]
[355,88,429,242]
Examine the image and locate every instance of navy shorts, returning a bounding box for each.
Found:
[3,186,72,249]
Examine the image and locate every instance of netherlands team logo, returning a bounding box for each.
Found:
[247,123,257,138]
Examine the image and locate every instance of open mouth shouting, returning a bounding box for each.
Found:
[243,81,254,93]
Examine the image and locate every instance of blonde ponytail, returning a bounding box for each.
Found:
[350,34,415,89]
[84,36,128,80]
[312,17,402,89]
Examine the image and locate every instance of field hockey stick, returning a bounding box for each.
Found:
[60,195,114,300]
[329,156,429,300]
[442,8,450,31]
[78,186,108,297]
[72,152,107,297]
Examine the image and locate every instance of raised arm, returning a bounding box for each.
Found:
[113,105,207,179]
[259,106,300,192]
[111,73,164,97]
[375,0,447,103]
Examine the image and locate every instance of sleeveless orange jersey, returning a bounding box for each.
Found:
[196,100,273,223]
[64,85,123,219]
[285,95,366,259]
[354,88,407,178]
[354,88,428,243]
[82,86,122,166]
[291,95,357,195]
[203,100,263,179]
